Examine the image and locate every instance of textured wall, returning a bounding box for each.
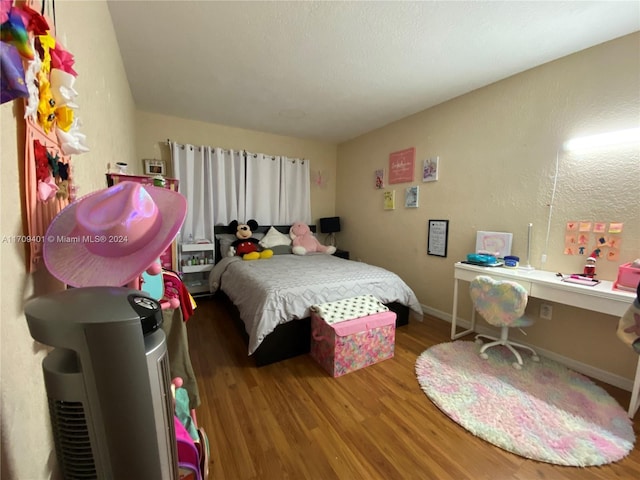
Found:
[336,33,640,382]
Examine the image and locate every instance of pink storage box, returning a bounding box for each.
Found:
[614,263,640,292]
[310,310,396,377]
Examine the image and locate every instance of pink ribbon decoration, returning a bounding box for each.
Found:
[50,42,78,77]
[37,176,59,202]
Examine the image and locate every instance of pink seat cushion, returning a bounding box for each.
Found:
[470,276,531,327]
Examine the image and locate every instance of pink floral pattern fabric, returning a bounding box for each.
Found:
[310,312,395,377]
[470,275,531,327]
[415,341,635,466]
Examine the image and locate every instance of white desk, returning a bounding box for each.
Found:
[451,262,639,417]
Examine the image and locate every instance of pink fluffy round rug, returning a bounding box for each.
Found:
[415,341,635,466]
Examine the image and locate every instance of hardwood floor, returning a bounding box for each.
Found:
[186,297,640,480]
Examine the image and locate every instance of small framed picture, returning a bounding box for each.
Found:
[383,190,395,210]
[144,159,166,176]
[405,186,419,208]
[375,169,385,189]
[423,156,439,182]
[428,219,449,257]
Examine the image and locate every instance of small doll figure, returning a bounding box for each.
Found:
[583,256,597,278]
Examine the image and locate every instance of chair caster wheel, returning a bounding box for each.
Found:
[512,362,522,370]
[532,355,540,362]
[475,338,484,346]
[480,352,489,360]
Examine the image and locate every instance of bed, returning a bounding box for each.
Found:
[210,225,423,365]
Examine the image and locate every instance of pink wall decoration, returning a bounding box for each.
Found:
[389,147,415,184]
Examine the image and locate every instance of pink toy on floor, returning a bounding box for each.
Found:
[290,222,336,256]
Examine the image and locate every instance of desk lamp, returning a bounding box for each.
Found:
[518,223,535,272]
[320,216,341,247]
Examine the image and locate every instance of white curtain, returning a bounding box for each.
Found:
[246,153,281,223]
[171,142,310,241]
[170,142,213,243]
[280,156,311,224]
[210,147,246,226]
[245,153,311,225]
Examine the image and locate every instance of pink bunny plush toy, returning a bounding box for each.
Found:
[290,222,336,255]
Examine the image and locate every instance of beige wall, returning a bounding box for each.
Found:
[0,2,137,479]
[336,33,640,382]
[133,111,338,225]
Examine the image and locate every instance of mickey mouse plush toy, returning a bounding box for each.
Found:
[227,220,273,260]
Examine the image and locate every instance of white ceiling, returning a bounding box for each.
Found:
[107,1,640,143]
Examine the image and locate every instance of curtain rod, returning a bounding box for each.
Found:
[166,139,305,161]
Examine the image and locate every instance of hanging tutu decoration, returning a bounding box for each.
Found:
[2,0,89,272]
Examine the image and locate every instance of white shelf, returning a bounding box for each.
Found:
[182,264,214,274]
[184,282,210,295]
[179,242,216,295]
[182,242,214,252]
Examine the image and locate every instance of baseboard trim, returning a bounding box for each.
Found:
[420,304,633,392]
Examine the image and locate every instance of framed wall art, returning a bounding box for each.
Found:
[375,169,385,189]
[422,156,439,182]
[389,147,415,184]
[144,159,166,176]
[405,186,419,208]
[383,190,396,210]
[428,219,449,257]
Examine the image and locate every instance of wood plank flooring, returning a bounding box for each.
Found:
[186,297,640,480]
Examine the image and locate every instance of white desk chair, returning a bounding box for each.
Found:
[470,275,540,369]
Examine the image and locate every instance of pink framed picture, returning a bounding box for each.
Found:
[389,147,415,184]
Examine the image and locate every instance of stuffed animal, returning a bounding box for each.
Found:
[227,219,273,260]
[290,222,336,255]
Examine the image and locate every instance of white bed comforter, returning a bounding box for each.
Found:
[209,254,423,355]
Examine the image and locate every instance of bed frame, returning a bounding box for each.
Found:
[212,224,410,366]
[216,291,409,366]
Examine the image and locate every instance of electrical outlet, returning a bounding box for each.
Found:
[540,303,553,320]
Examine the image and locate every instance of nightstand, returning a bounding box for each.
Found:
[334,249,350,260]
[179,242,215,296]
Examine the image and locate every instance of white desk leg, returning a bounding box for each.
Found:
[451,278,459,339]
[628,355,640,418]
[451,277,475,340]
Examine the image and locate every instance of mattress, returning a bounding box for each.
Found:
[209,254,423,354]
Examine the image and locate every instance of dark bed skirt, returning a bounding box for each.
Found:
[215,292,410,367]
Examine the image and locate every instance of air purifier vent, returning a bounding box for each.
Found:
[48,399,96,479]
[147,331,179,478]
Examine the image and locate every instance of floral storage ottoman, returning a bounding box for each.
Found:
[310,295,396,377]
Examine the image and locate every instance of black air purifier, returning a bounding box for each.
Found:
[25,287,178,479]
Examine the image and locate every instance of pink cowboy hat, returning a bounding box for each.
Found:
[44,181,187,287]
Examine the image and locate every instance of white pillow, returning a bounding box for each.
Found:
[259,226,292,248]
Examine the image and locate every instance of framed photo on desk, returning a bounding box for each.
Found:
[144,159,166,176]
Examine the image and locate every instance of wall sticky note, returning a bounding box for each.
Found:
[609,222,624,233]
[566,221,578,231]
